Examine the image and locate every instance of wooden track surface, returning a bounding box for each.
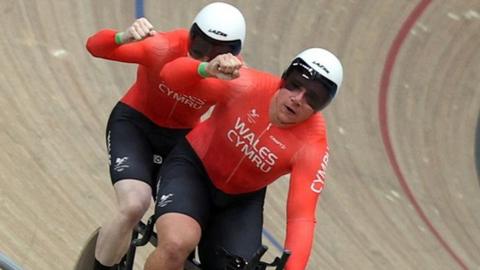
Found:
[0,1,479,269]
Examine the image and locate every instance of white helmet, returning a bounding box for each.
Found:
[282,48,344,110]
[189,2,245,60]
[192,2,246,44]
[295,48,343,94]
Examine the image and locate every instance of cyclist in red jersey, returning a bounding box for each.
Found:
[85,3,246,269]
[145,49,343,270]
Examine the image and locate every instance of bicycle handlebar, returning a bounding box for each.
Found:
[133,216,156,246]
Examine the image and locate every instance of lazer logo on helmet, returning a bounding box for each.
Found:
[158,83,206,109]
[208,29,227,37]
[227,117,278,173]
[310,151,328,193]
[312,61,330,74]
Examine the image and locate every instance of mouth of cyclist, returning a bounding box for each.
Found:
[284,104,296,115]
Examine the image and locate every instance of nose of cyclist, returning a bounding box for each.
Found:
[290,88,307,106]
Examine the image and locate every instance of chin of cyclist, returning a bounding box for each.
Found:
[145,48,343,270]
[85,2,246,270]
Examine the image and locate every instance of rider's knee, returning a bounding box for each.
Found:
[118,196,151,224]
[159,235,196,262]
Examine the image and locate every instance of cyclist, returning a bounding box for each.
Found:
[85,2,246,269]
[145,48,343,270]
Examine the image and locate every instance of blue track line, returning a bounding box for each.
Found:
[134,0,284,254]
[135,0,144,18]
[262,228,285,252]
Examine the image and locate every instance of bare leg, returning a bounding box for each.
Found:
[95,179,152,266]
[144,213,201,270]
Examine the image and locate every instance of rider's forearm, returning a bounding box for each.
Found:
[86,29,149,64]
[284,219,316,270]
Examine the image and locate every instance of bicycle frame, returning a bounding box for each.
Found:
[119,215,290,270]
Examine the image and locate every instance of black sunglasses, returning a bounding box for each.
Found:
[281,58,337,111]
[188,23,241,60]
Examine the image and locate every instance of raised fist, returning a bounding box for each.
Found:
[206,53,242,80]
[121,17,156,43]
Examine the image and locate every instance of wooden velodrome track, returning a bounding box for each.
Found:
[0,0,479,269]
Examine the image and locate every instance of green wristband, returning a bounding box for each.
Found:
[198,62,210,78]
[114,32,124,45]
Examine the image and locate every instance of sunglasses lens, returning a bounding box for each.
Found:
[282,64,335,111]
[304,84,331,111]
[189,23,241,60]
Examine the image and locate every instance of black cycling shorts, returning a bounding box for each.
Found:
[106,102,190,189]
[155,138,266,269]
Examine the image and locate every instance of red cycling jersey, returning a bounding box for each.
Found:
[86,29,225,128]
[161,57,330,270]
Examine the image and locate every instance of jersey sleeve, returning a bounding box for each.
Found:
[160,57,204,89]
[159,56,247,102]
[85,29,186,66]
[284,140,329,270]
